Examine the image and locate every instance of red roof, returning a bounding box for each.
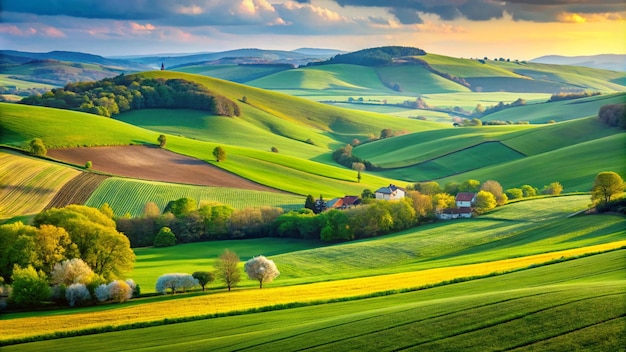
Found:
[456,192,476,202]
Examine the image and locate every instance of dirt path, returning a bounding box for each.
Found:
[48,145,278,192]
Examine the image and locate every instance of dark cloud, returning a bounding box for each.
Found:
[332,0,625,22]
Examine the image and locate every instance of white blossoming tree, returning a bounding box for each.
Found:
[244,255,279,289]
[155,273,198,294]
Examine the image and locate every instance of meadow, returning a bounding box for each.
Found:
[1,52,625,350]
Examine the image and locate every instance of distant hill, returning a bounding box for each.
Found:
[0,50,148,70]
[531,54,626,72]
[127,48,338,69]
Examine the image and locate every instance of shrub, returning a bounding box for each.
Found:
[29,138,47,156]
[108,280,132,302]
[66,283,91,307]
[506,188,524,200]
[154,227,176,247]
[271,146,279,153]
[95,283,110,302]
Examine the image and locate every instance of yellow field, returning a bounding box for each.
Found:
[2,241,624,342]
[0,151,81,219]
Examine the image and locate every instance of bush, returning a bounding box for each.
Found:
[108,280,132,302]
[29,138,47,156]
[8,265,50,307]
[66,283,91,307]
[154,227,176,247]
[85,160,92,169]
[95,284,110,302]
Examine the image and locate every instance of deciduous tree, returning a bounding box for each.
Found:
[542,182,563,196]
[480,180,508,206]
[244,255,280,289]
[8,265,50,307]
[591,171,625,204]
[474,190,497,214]
[213,146,226,162]
[158,134,167,147]
[155,273,198,294]
[215,250,240,291]
[154,227,176,247]
[192,271,214,291]
[29,138,47,156]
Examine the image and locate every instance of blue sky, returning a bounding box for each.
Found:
[1,0,624,59]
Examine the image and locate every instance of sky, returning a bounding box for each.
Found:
[1,0,625,60]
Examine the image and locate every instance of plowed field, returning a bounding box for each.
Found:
[47,146,278,192]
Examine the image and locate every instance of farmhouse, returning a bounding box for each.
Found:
[326,195,361,209]
[455,192,476,208]
[375,184,405,200]
[438,193,476,220]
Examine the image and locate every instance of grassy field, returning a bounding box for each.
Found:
[2,249,624,350]
[85,177,306,217]
[0,150,80,220]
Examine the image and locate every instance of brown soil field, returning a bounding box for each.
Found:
[47,146,278,192]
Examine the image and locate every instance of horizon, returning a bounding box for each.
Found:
[1,0,625,60]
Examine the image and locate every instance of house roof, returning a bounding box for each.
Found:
[456,192,476,202]
[375,184,404,194]
[327,196,361,209]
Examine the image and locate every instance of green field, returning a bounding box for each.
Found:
[85,177,306,217]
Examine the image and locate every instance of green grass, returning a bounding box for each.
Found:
[5,250,624,351]
[173,64,291,82]
[438,133,626,192]
[124,195,624,291]
[374,65,470,94]
[0,75,57,89]
[483,92,626,123]
[379,142,525,181]
[84,177,306,217]
[0,103,159,148]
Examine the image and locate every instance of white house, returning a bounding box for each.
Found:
[375,184,406,201]
[455,192,476,208]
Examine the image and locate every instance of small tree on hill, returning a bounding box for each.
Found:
[192,271,214,291]
[213,146,226,162]
[85,161,92,169]
[591,171,625,205]
[158,134,167,148]
[154,227,176,247]
[474,190,497,214]
[215,250,240,291]
[244,255,280,289]
[29,138,47,157]
[542,182,563,195]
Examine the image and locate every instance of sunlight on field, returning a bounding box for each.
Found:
[2,241,624,342]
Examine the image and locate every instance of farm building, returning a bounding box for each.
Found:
[438,207,473,220]
[375,184,406,201]
[455,192,476,207]
[327,195,361,209]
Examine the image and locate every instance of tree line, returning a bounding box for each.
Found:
[18,74,241,117]
[309,46,426,67]
[114,178,568,245]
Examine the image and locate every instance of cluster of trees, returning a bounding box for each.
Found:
[505,182,563,200]
[548,91,600,102]
[474,98,527,117]
[1,205,135,284]
[312,46,427,67]
[7,257,138,308]
[598,103,626,129]
[19,74,241,117]
[156,252,279,294]
[117,199,284,246]
[332,143,374,171]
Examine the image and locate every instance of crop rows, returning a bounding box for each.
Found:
[44,173,110,210]
[85,177,304,217]
[0,152,80,219]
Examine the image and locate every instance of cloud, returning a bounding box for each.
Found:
[332,0,626,23]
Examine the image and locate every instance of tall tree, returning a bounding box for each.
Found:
[244,256,280,289]
[192,271,214,291]
[215,250,240,291]
[474,190,497,214]
[480,180,508,206]
[591,171,625,204]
